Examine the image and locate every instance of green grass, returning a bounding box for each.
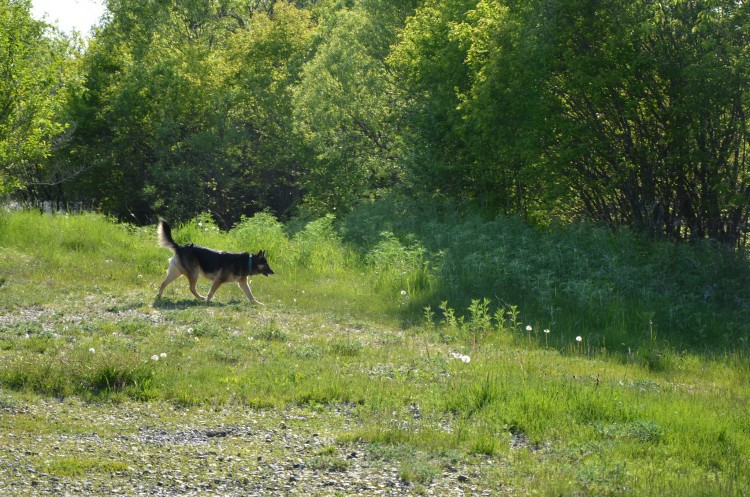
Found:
[46,457,130,477]
[0,209,749,495]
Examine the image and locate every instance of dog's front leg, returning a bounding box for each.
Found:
[239,277,263,305]
[206,279,225,303]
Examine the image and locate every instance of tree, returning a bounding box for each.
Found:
[293,0,417,213]
[393,0,750,245]
[538,0,750,245]
[388,0,479,207]
[66,0,315,225]
[0,0,79,201]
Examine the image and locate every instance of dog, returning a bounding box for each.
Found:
[156,219,274,304]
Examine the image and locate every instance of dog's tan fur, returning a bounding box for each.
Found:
[156,219,274,304]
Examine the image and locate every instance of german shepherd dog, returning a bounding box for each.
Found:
[156,219,274,304]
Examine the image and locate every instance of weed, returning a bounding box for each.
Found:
[398,457,438,485]
[255,322,288,342]
[329,338,363,357]
[309,445,350,472]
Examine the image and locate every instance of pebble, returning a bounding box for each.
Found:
[0,398,498,496]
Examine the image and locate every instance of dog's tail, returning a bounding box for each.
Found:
[157,219,180,252]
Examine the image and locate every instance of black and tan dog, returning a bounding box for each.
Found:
[156,219,274,304]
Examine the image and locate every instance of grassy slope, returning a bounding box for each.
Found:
[0,210,748,496]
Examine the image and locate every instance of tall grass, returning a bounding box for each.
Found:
[341,194,750,355]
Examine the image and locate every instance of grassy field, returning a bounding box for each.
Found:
[0,209,748,496]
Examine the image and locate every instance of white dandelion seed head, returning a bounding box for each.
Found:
[160,352,167,358]
[544,329,550,334]
[151,354,159,361]
[461,355,471,363]
[576,336,582,342]
[89,348,95,353]
[400,290,407,296]
[526,325,533,331]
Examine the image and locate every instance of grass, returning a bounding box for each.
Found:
[0,208,749,495]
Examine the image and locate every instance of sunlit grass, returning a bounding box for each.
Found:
[0,210,748,495]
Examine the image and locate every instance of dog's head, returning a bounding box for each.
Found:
[253,250,274,276]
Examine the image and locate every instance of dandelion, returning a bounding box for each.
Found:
[151,354,159,361]
[89,348,95,353]
[576,336,582,342]
[461,355,471,363]
[160,352,167,359]
[187,328,193,334]
[401,290,407,296]
[526,325,532,331]
[544,329,550,348]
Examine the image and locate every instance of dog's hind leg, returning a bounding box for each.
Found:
[239,277,263,305]
[157,257,183,299]
[187,274,205,300]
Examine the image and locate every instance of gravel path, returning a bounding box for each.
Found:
[0,396,498,496]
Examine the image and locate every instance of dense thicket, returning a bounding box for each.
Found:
[3,0,750,246]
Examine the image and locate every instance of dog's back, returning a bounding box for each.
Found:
[191,246,253,280]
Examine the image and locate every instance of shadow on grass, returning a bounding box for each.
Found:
[151,298,224,310]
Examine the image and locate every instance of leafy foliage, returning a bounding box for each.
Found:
[3,0,750,248]
[0,0,79,199]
